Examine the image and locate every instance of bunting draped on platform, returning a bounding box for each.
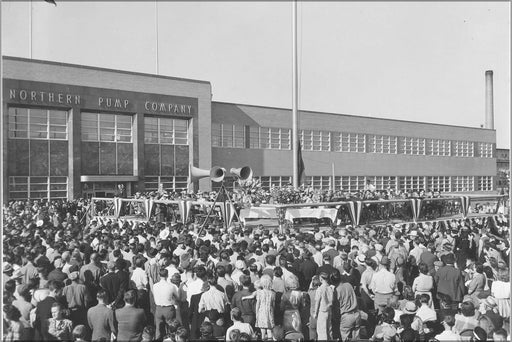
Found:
[177,201,187,223]
[355,201,362,226]
[114,198,122,218]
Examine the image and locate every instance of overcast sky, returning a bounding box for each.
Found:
[2,1,510,148]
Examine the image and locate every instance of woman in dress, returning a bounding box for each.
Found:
[491,268,510,319]
[280,275,307,334]
[254,275,275,340]
[47,302,73,341]
[3,304,32,342]
[412,263,434,308]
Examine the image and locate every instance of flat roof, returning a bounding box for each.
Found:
[212,100,496,132]
[2,55,211,86]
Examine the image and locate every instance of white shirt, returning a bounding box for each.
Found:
[416,304,437,323]
[131,267,148,290]
[434,329,461,341]
[186,278,204,304]
[198,286,228,313]
[165,265,181,282]
[152,279,178,306]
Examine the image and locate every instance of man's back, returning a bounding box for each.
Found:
[115,305,146,342]
[87,303,115,341]
[100,272,120,305]
[435,265,463,302]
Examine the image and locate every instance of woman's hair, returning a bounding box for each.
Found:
[400,314,414,329]
[259,274,273,290]
[285,275,300,291]
[3,304,21,322]
[229,329,241,342]
[461,301,476,317]
[418,263,429,275]
[72,325,87,340]
[475,263,484,274]
[273,266,283,278]
[310,275,321,289]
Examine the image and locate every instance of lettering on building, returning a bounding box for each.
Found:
[144,101,192,115]
[98,97,129,109]
[9,89,81,105]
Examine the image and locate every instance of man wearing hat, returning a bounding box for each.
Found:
[479,297,504,330]
[434,253,465,307]
[370,256,396,312]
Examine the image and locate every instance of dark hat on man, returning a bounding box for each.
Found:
[443,253,455,265]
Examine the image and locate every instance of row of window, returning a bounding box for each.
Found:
[9,107,190,146]
[8,176,68,200]
[249,175,494,192]
[144,176,189,192]
[211,123,494,158]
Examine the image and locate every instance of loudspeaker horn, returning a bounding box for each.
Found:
[189,164,211,182]
[230,166,253,181]
[210,166,226,183]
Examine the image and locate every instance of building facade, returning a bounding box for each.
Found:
[2,57,498,201]
[496,148,510,192]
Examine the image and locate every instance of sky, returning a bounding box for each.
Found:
[2,1,510,148]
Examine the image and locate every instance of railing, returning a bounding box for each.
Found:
[89,195,508,228]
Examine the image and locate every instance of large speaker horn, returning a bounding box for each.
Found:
[210,166,226,183]
[189,164,211,182]
[230,166,253,181]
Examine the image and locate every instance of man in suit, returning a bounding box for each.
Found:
[434,253,465,307]
[34,280,67,341]
[87,289,116,342]
[115,290,146,342]
[99,261,120,306]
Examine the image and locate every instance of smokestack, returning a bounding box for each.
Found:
[485,70,494,129]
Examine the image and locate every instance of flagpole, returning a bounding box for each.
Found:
[292,0,299,188]
[29,0,33,58]
[155,1,159,74]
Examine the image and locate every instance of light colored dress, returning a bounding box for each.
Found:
[255,289,275,329]
[491,280,511,318]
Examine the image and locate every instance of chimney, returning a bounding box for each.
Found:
[485,70,494,129]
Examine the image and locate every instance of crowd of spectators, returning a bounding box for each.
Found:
[2,196,510,342]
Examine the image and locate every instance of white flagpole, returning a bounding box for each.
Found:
[155,1,159,74]
[292,0,299,188]
[29,0,33,58]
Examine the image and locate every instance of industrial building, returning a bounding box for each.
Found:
[2,56,498,201]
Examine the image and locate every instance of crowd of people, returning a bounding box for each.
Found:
[2,196,511,342]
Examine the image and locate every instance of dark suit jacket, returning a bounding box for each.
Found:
[100,272,120,305]
[434,265,465,302]
[87,303,116,341]
[115,305,146,342]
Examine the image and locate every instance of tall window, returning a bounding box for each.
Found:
[305,176,331,190]
[333,132,366,153]
[452,176,474,192]
[82,112,132,142]
[249,127,291,150]
[365,176,397,190]
[338,176,366,192]
[144,176,188,192]
[403,137,426,155]
[398,176,425,192]
[9,176,67,200]
[478,142,493,158]
[144,117,189,145]
[429,139,451,156]
[454,141,474,157]
[426,176,451,192]
[368,135,397,154]
[255,176,292,190]
[477,176,493,191]
[9,107,68,140]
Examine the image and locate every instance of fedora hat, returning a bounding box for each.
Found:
[404,301,418,314]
